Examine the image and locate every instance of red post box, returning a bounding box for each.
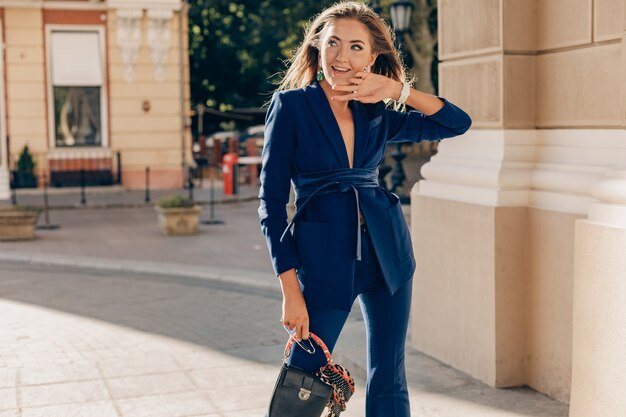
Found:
[222,152,238,195]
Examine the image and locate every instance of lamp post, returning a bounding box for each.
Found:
[390,1,414,39]
[198,103,224,225]
[370,0,382,15]
[389,0,414,203]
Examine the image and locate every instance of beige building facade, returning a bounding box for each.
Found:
[410,1,625,415]
[0,0,191,199]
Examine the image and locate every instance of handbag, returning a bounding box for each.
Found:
[267,329,355,417]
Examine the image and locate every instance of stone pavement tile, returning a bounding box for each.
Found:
[106,371,196,399]
[98,354,182,378]
[19,362,100,386]
[0,388,17,411]
[186,414,220,417]
[406,387,566,417]
[228,344,284,366]
[0,369,16,389]
[188,364,276,389]
[115,391,217,417]
[20,401,118,417]
[203,384,273,413]
[173,350,252,371]
[441,385,567,417]
[220,409,267,417]
[19,380,110,408]
[0,410,19,417]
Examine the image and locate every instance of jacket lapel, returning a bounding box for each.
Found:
[351,100,368,168]
[303,81,350,168]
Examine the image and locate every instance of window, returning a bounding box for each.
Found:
[48,30,106,148]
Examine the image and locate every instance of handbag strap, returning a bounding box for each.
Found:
[284,332,334,365]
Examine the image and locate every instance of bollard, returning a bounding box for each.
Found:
[116,151,122,185]
[145,166,151,203]
[222,153,238,195]
[10,172,17,205]
[200,137,224,225]
[37,176,60,230]
[43,178,50,224]
[80,169,86,205]
[187,167,194,201]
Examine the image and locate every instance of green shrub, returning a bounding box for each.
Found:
[16,145,36,177]
[157,195,195,208]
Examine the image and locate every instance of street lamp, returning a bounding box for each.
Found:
[390,1,414,34]
[389,0,414,203]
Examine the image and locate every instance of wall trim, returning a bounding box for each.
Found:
[415,129,626,215]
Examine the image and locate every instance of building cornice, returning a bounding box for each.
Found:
[0,1,182,11]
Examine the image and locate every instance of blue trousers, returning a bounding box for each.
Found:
[286,223,413,417]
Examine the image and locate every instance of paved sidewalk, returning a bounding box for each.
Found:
[0,202,569,416]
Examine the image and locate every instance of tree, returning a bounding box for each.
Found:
[405,0,438,95]
[187,0,439,111]
[188,0,336,112]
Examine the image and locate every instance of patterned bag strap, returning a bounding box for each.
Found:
[284,332,334,365]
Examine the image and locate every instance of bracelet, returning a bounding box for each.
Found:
[397,81,411,105]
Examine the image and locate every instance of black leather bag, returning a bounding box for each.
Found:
[267,361,333,417]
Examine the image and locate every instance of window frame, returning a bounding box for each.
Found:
[45,24,109,150]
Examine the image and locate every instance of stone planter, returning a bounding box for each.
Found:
[155,205,202,236]
[0,208,41,241]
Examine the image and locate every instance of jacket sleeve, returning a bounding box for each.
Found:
[385,96,472,143]
[257,92,302,277]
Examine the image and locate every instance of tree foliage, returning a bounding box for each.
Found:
[188,0,438,111]
[189,0,336,111]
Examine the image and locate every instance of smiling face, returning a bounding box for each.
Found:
[319,18,378,89]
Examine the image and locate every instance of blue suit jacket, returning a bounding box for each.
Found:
[258,80,472,311]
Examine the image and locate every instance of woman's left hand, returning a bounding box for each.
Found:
[331,72,402,103]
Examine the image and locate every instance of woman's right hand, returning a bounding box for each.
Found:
[279,268,310,341]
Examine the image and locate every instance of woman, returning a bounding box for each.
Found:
[259,2,472,415]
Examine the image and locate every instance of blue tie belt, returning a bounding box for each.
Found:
[280,167,380,261]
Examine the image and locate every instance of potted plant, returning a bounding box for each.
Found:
[0,205,42,240]
[155,195,202,236]
[11,145,38,188]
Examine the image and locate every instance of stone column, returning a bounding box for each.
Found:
[408,0,538,388]
[409,0,624,404]
[569,7,626,416]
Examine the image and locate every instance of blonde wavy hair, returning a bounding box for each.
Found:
[276,1,406,92]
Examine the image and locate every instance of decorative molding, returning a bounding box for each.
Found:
[0,0,181,11]
[0,1,106,10]
[588,144,626,228]
[146,9,172,82]
[417,129,536,207]
[115,8,142,83]
[415,129,625,216]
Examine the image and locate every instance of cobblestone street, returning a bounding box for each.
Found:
[0,202,569,416]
